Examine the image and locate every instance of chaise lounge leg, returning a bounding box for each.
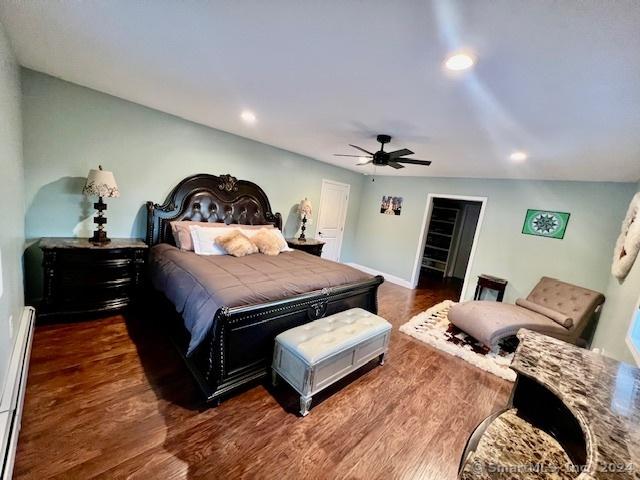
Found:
[272,369,278,386]
[300,396,312,417]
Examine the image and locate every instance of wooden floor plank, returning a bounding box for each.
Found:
[15,279,511,480]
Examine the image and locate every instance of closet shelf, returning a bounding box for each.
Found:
[424,257,446,264]
[423,265,446,273]
[422,205,461,277]
[425,244,448,252]
[430,219,455,225]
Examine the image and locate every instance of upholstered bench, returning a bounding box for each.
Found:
[272,308,392,416]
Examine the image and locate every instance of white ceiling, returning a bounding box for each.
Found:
[2,0,639,182]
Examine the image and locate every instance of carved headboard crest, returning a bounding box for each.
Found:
[218,174,239,192]
[146,173,283,246]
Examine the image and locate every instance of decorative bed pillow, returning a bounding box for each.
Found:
[215,230,258,257]
[250,228,282,256]
[170,221,273,250]
[242,228,292,252]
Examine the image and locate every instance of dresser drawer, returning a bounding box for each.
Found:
[56,249,135,265]
[51,284,135,312]
[55,278,135,300]
[58,262,134,287]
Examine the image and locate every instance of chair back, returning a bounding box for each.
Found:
[526,277,605,331]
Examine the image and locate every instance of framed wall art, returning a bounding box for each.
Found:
[380,196,403,216]
[522,209,570,239]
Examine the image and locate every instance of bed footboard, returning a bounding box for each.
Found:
[161,275,384,403]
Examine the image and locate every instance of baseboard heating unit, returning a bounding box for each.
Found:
[0,307,36,479]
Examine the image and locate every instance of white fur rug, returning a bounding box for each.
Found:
[399,300,516,381]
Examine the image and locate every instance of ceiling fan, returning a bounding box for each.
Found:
[334,134,432,169]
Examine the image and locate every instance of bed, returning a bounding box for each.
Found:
[146,173,384,403]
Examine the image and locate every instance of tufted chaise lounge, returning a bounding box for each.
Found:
[448,277,605,348]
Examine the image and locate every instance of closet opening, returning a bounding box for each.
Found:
[412,195,487,301]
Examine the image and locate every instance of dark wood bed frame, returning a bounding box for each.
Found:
[146,173,384,404]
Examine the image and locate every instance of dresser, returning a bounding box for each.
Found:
[286,238,325,257]
[39,238,148,320]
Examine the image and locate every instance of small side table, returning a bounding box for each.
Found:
[474,274,508,302]
[286,238,325,257]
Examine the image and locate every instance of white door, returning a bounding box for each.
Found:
[316,179,350,261]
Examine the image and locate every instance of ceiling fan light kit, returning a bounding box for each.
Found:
[334,134,432,170]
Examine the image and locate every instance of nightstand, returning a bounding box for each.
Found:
[39,238,148,320]
[473,274,508,302]
[286,238,325,257]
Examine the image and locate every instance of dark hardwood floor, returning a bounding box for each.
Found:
[15,281,510,479]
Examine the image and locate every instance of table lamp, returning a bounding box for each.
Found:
[82,165,119,244]
[298,198,312,241]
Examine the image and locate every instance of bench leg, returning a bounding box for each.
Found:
[378,352,387,366]
[272,369,278,387]
[300,396,312,417]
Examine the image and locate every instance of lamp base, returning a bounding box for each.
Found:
[298,216,307,242]
[91,229,110,244]
[91,196,110,244]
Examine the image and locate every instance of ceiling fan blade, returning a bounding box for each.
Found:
[355,160,373,166]
[349,144,375,155]
[388,148,414,159]
[395,158,432,166]
[387,161,405,169]
[333,154,371,158]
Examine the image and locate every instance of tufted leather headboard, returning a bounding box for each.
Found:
[146,173,282,246]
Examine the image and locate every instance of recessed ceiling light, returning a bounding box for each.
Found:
[240,110,256,124]
[444,53,475,71]
[510,151,528,162]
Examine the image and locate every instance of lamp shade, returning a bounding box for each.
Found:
[82,166,119,198]
[298,198,312,218]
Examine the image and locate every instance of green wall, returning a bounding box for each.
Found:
[22,69,364,301]
[351,175,635,303]
[593,183,640,364]
[0,21,25,389]
[21,68,640,365]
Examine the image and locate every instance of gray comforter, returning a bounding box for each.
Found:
[149,244,373,354]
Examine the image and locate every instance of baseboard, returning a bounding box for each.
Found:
[346,263,414,289]
[0,307,36,479]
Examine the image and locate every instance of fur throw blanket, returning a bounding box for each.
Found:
[612,192,640,280]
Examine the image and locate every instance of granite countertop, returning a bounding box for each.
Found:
[39,237,148,249]
[461,408,575,480]
[511,329,640,480]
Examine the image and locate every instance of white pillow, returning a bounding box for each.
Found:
[189,225,233,255]
[272,229,294,252]
[189,225,292,255]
